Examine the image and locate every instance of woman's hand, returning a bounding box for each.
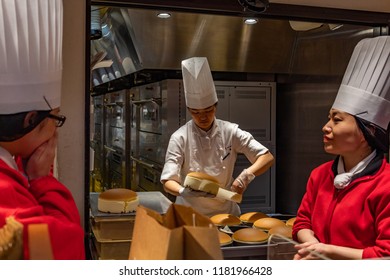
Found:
[25,132,58,180]
[294,241,330,260]
[294,241,364,260]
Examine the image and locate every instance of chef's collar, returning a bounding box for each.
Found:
[0,146,18,170]
[192,118,218,137]
[331,150,383,183]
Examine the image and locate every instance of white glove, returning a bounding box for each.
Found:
[231,169,255,194]
[179,186,215,198]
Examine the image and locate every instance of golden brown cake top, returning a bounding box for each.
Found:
[232,228,268,243]
[239,212,269,223]
[286,217,297,227]
[268,225,293,239]
[186,172,219,183]
[98,188,137,201]
[253,217,285,230]
[210,213,241,226]
[218,231,232,245]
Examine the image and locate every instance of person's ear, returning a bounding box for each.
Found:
[24,111,38,128]
[368,124,376,136]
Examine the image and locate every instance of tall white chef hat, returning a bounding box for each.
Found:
[0,0,63,114]
[332,36,390,130]
[181,57,218,109]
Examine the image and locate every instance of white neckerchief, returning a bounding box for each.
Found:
[0,146,18,170]
[333,150,376,189]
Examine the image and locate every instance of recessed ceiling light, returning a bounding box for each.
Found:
[244,18,258,25]
[157,12,171,19]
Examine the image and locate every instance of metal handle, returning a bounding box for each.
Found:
[130,156,154,169]
[131,98,162,106]
[104,101,124,107]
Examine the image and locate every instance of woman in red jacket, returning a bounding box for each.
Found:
[0,0,85,259]
[293,36,390,260]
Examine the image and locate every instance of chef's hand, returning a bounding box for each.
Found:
[179,186,215,198]
[231,169,255,194]
[25,132,57,180]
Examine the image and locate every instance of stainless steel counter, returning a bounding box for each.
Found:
[89,191,172,219]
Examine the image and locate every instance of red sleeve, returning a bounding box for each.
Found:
[362,178,390,259]
[25,176,85,259]
[292,171,318,241]
[16,176,85,260]
[0,159,85,259]
[28,176,81,223]
[292,165,319,241]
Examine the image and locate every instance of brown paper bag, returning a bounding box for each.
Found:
[129,204,223,260]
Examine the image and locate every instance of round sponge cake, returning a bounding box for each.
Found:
[210,214,241,226]
[218,231,233,246]
[239,212,269,224]
[268,225,293,239]
[253,217,285,231]
[286,217,297,227]
[232,228,268,244]
[186,172,220,183]
[98,188,139,213]
[183,172,220,195]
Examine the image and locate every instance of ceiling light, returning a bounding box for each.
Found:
[157,12,171,19]
[244,18,258,25]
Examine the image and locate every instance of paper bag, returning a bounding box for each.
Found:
[129,204,223,260]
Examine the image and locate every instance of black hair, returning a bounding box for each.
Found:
[0,110,51,142]
[355,116,389,153]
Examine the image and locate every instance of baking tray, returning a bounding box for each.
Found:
[91,224,131,260]
[219,222,296,260]
[90,191,172,219]
[222,243,269,260]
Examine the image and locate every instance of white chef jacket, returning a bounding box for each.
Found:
[161,118,269,217]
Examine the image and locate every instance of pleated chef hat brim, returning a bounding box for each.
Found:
[332,36,390,130]
[0,0,63,114]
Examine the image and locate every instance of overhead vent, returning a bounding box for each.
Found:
[238,0,269,13]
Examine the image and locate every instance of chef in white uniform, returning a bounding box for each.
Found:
[161,57,274,217]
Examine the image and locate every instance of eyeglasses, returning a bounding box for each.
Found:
[43,96,66,127]
[47,114,66,127]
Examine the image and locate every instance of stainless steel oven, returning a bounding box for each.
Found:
[130,80,186,196]
[104,91,126,150]
[107,150,125,189]
[100,90,129,190]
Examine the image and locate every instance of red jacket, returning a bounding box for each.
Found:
[0,159,85,259]
[293,158,390,259]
